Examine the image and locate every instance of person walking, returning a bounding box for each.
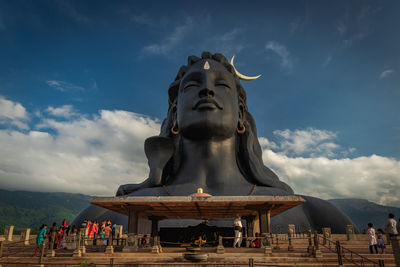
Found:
[104,223,112,245]
[34,224,47,256]
[397,218,400,235]
[367,223,378,254]
[48,222,58,249]
[385,213,398,237]
[233,215,243,248]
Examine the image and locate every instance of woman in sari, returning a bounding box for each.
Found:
[34,224,47,256]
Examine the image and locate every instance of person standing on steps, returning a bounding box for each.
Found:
[233,215,243,248]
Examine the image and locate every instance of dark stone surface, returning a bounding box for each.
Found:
[73,52,357,234]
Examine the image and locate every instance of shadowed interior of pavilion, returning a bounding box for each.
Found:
[91,192,305,246]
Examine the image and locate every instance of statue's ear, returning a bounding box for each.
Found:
[238,102,245,122]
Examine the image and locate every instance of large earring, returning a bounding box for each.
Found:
[236,121,245,134]
[171,122,180,135]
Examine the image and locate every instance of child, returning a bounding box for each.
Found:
[376,229,386,254]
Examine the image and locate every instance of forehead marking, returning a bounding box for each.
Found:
[203,61,210,70]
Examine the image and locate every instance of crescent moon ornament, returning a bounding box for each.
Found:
[230,55,261,81]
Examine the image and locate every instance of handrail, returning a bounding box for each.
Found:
[2,236,35,247]
[316,234,384,267]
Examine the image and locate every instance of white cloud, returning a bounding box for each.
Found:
[0,97,29,129]
[0,107,160,196]
[380,69,394,79]
[46,80,85,92]
[46,105,78,118]
[1,100,400,207]
[142,18,193,56]
[262,148,400,207]
[272,128,341,157]
[265,41,294,71]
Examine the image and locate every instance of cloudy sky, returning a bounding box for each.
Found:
[0,0,399,207]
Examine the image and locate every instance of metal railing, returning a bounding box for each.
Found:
[316,234,385,267]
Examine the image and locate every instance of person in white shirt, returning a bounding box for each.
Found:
[385,213,398,237]
[233,215,243,248]
[367,223,378,254]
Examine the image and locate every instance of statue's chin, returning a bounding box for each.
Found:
[180,123,236,140]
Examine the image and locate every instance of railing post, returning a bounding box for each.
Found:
[390,235,400,267]
[151,236,159,254]
[39,238,46,264]
[336,241,343,266]
[346,225,355,241]
[0,240,3,258]
[249,258,254,267]
[307,228,313,254]
[105,235,114,254]
[322,227,331,245]
[80,229,86,254]
[263,234,272,255]
[110,258,114,267]
[274,234,280,250]
[73,231,82,257]
[313,231,322,258]
[378,259,385,267]
[288,233,293,251]
[288,224,295,236]
[20,228,31,245]
[46,231,56,257]
[217,236,225,254]
[4,226,14,241]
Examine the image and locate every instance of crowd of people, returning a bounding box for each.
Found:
[34,219,78,256]
[367,213,400,254]
[33,218,118,256]
[80,219,117,245]
[33,213,400,255]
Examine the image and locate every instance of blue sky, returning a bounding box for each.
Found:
[0,0,399,206]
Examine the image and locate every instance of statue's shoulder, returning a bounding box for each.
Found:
[252,186,295,196]
[300,195,358,233]
[126,186,169,197]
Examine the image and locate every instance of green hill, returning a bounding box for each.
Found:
[0,189,91,233]
[328,198,400,233]
[1,189,399,234]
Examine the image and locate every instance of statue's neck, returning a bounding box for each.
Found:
[171,136,250,193]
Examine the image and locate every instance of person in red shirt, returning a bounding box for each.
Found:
[103,224,112,245]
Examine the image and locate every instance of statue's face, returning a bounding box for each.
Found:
[176,59,239,139]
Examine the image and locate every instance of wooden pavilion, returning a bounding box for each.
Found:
[91,191,305,237]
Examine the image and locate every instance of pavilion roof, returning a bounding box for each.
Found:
[91,195,305,220]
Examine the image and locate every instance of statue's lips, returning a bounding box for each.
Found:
[192,99,223,110]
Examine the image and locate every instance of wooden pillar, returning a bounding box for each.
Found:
[244,215,255,237]
[259,210,272,233]
[20,228,31,245]
[259,210,268,234]
[150,217,160,237]
[128,208,139,234]
[4,226,14,241]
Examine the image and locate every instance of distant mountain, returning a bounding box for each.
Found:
[0,189,91,232]
[1,189,399,234]
[328,198,400,232]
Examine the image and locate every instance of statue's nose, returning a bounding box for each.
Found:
[198,87,214,98]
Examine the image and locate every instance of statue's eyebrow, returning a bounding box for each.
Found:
[181,71,202,84]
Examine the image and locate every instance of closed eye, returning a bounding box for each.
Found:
[183,81,200,90]
[215,81,230,89]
